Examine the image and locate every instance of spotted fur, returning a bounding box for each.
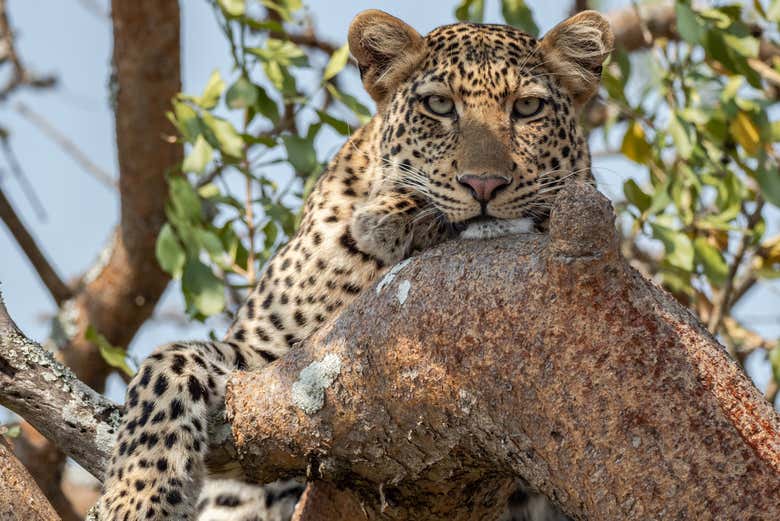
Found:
[96,10,612,520]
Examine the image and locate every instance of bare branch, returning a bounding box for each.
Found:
[708,199,765,333]
[14,102,117,190]
[75,0,108,20]
[0,188,72,305]
[0,0,57,101]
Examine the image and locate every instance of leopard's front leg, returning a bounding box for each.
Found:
[96,340,270,521]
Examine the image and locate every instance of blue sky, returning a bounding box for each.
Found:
[0,0,776,404]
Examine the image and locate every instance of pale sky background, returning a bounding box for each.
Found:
[0,0,777,409]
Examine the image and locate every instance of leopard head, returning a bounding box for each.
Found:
[349,10,613,238]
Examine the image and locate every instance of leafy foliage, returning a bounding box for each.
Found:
[158,0,368,319]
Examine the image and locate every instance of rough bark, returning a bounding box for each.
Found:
[226,183,780,521]
[0,436,60,521]
[0,293,235,481]
[2,183,780,519]
[0,294,122,479]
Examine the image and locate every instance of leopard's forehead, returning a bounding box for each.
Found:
[425,23,539,65]
[414,23,549,102]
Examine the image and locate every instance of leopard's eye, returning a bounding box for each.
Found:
[423,95,455,116]
[513,97,545,118]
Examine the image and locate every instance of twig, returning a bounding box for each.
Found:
[14,102,117,190]
[75,0,108,20]
[707,200,765,334]
[0,139,47,219]
[0,0,57,102]
[0,188,72,305]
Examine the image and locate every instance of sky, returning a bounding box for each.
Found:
[0,0,777,406]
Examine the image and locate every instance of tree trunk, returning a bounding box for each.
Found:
[0,436,60,521]
[226,183,780,521]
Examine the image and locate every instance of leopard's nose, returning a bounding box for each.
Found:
[457,174,511,203]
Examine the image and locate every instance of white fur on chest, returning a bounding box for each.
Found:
[459,217,535,240]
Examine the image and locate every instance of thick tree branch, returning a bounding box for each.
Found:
[0,292,237,483]
[0,294,121,479]
[0,436,60,521]
[226,183,780,521]
[3,184,780,520]
[0,187,72,305]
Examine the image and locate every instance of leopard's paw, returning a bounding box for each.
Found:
[350,205,411,265]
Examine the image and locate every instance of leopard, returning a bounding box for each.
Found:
[95,8,613,521]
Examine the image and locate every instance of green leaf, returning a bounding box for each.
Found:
[169,177,202,223]
[85,325,135,377]
[218,0,244,17]
[323,43,350,81]
[455,0,484,22]
[201,113,244,158]
[325,83,371,124]
[262,61,297,96]
[261,0,303,22]
[198,183,220,199]
[501,0,539,36]
[255,85,280,124]
[249,39,307,66]
[196,228,226,265]
[675,3,705,44]
[693,237,728,285]
[623,179,652,212]
[729,111,761,156]
[182,135,213,174]
[194,70,225,110]
[226,76,259,109]
[768,0,780,22]
[769,345,780,383]
[169,101,202,143]
[668,114,694,160]
[620,121,653,164]
[283,134,318,175]
[263,220,279,249]
[723,33,759,58]
[317,110,351,136]
[156,223,186,278]
[756,164,780,207]
[1,424,21,438]
[651,224,694,271]
[182,259,225,317]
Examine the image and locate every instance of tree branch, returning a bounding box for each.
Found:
[0,187,72,305]
[0,436,60,521]
[0,294,121,479]
[4,184,780,520]
[226,183,780,520]
[0,292,237,482]
[0,0,57,101]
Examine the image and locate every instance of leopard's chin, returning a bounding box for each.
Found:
[458,216,535,240]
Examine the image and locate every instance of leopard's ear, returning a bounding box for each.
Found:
[540,10,614,107]
[348,10,426,106]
